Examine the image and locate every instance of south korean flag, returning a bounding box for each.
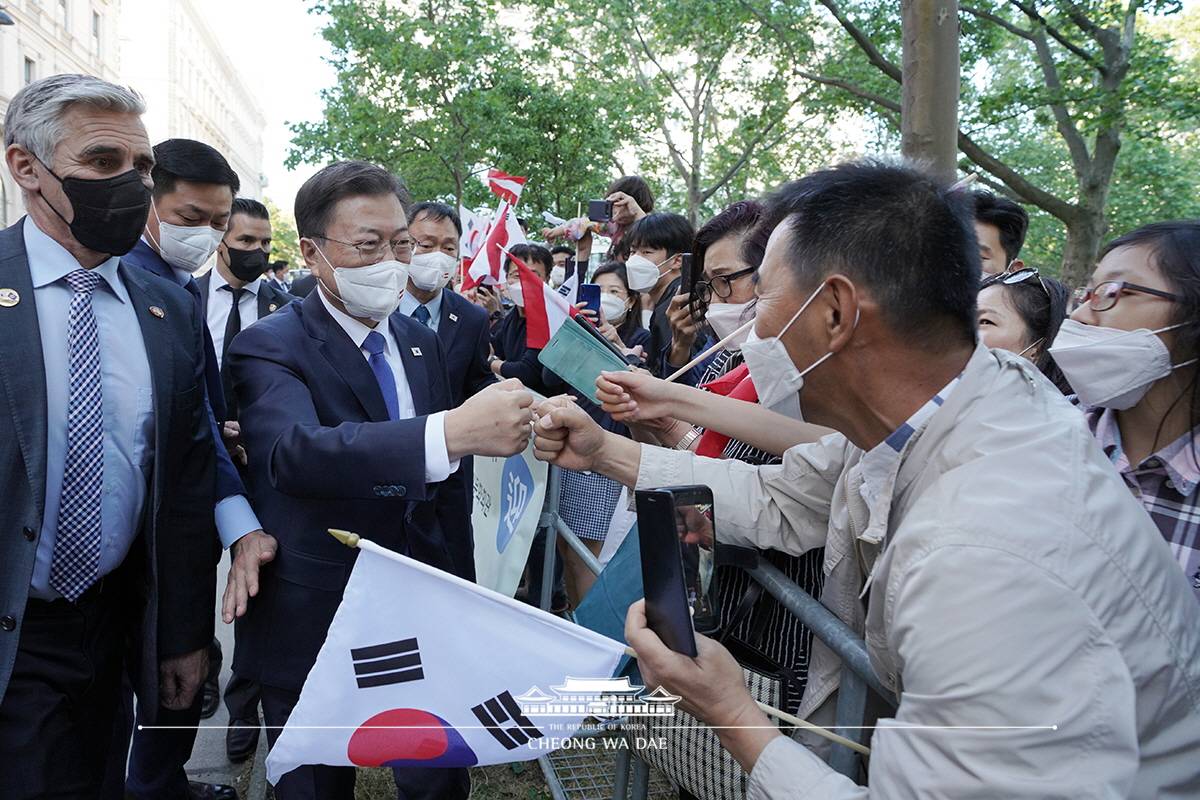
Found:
[266,539,626,785]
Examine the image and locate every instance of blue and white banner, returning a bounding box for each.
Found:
[471,439,548,596]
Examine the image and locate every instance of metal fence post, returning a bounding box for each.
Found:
[538,465,565,610]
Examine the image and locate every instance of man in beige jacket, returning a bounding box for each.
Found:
[533,161,1200,799]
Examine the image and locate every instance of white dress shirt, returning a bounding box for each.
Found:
[206,268,262,368]
[318,289,458,483]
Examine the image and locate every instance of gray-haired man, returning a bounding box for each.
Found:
[0,74,219,798]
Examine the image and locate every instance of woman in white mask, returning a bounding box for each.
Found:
[488,244,554,395]
[976,267,1073,393]
[1052,221,1200,598]
[593,260,650,354]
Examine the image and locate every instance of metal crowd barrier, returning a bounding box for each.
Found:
[533,464,894,796]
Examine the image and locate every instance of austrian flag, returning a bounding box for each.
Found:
[505,246,577,349]
[488,169,527,205]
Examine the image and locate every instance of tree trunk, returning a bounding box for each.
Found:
[901,0,960,183]
[1061,206,1106,289]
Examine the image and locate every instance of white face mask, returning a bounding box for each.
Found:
[507,280,524,308]
[741,282,856,422]
[600,293,628,325]
[550,265,566,287]
[314,243,408,322]
[1049,319,1196,409]
[705,300,754,350]
[626,254,668,291]
[147,203,223,274]
[407,250,456,293]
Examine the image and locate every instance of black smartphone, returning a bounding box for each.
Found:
[574,313,629,362]
[578,283,602,317]
[636,485,719,656]
[678,253,694,296]
[587,199,614,223]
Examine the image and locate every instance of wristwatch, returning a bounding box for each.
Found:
[675,427,701,450]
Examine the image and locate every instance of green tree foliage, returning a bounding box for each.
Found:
[288,0,628,218]
[264,196,303,268]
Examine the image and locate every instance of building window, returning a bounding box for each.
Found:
[92,10,101,53]
[24,57,36,86]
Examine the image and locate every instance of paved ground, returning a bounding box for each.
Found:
[185,553,252,792]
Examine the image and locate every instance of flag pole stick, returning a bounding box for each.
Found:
[328,529,870,757]
[663,319,755,383]
[618,645,871,755]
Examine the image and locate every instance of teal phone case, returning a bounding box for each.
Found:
[538,317,630,403]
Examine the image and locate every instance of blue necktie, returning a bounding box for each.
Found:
[51,269,105,601]
[363,330,400,421]
[412,304,432,328]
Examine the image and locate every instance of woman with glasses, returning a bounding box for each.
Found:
[977,267,1073,393]
[1052,221,1200,600]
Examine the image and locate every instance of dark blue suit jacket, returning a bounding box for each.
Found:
[121,240,248,516]
[226,290,468,691]
[0,220,217,710]
[429,290,497,581]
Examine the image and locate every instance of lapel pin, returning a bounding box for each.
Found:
[448,313,459,323]
[268,303,278,312]
[149,306,165,319]
[0,288,19,307]
[411,347,423,357]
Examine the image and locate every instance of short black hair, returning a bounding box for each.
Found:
[230,197,269,222]
[294,160,412,240]
[625,212,694,259]
[151,138,240,198]
[505,243,553,281]
[550,245,575,258]
[410,201,462,236]
[606,175,655,214]
[762,160,980,346]
[973,190,1029,264]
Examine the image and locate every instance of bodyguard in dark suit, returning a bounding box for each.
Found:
[117,139,276,800]
[228,161,534,800]
[289,270,317,297]
[399,201,497,580]
[0,74,218,799]
[196,196,295,763]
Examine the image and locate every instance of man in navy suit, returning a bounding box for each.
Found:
[227,160,535,800]
[399,201,497,580]
[117,139,276,800]
[0,74,218,799]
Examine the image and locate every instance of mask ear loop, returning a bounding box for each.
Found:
[1017,337,1045,358]
[309,240,345,304]
[143,200,164,252]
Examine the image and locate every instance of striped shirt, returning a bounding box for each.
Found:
[1088,407,1200,602]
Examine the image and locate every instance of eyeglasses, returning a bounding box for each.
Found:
[693,265,757,305]
[981,266,1049,299]
[318,234,414,264]
[1073,280,1184,313]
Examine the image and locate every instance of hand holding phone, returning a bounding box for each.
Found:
[578,283,602,317]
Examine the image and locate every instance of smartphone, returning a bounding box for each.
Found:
[578,283,602,318]
[678,253,694,296]
[574,313,629,362]
[636,486,719,656]
[587,199,614,223]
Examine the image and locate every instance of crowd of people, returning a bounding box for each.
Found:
[0,72,1197,800]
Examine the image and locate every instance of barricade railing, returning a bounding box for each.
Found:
[533,464,893,795]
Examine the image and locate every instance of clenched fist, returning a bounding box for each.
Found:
[446,378,535,459]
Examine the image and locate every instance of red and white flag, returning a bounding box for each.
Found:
[465,201,527,289]
[488,169,527,206]
[503,246,576,349]
[459,205,488,261]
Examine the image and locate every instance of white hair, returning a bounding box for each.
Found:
[3,73,146,163]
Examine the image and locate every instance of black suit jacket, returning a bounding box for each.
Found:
[0,220,218,710]
[424,290,497,580]
[227,291,467,691]
[195,270,298,324]
[289,272,317,298]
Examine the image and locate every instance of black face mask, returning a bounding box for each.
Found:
[224,246,269,282]
[38,160,152,255]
